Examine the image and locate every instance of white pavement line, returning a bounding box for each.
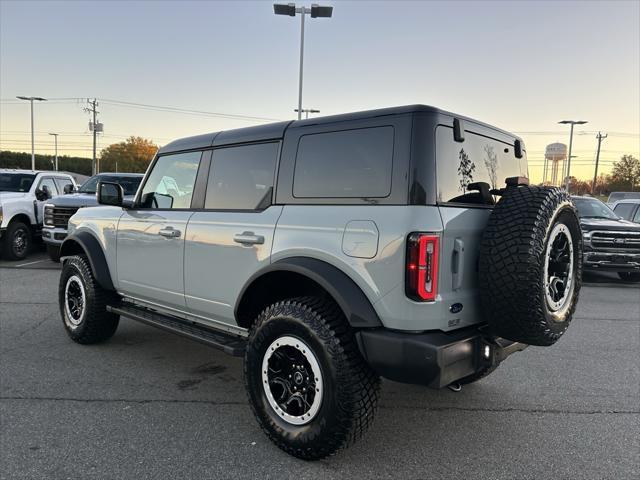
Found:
[15,259,46,267]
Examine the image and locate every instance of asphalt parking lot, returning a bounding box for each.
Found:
[1,251,638,479]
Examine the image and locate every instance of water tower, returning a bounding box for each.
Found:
[544,143,567,186]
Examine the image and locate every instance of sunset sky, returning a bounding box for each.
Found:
[1,0,638,183]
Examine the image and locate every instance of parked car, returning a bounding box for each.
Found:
[56,105,582,459]
[611,199,640,224]
[43,172,143,261]
[606,191,640,205]
[572,196,640,281]
[0,169,77,260]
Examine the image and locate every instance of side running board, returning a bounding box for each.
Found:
[107,303,246,356]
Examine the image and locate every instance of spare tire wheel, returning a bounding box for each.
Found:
[479,186,582,346]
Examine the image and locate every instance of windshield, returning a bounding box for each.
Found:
[573,197,619,220]
[79,175,142,195]
[0,173,36,192]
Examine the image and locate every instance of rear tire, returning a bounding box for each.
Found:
[618,272,640,282]
[244,297,380,460]
[59,255,119,344]
[47,244,61,262]
[2,221,31,261]
[479,186,582,346]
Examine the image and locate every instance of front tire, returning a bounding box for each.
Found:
[59,255,119,344]
[2,221,31,260]
[618,271,640,282]
[244,297,380,460]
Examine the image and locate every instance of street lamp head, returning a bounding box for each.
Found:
[16,96,47,101]
[558,120,587,125]
[274,3,296,16]
[310,4,333,18]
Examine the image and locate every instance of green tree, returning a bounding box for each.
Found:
[99,136,158,173]
[610,154,640,191]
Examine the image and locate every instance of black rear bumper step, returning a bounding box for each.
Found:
[107,304,246,356]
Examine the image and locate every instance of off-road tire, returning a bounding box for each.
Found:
[244,297,381,460]
[618,272,640,282]
[479,186,582,346]
[59,255,119,344]
[47,244,61,262]
[2,221,31,261]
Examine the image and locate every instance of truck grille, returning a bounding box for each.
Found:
[44,205,79,229]
[590,231,640,252]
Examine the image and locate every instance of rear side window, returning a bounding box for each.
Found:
[436,126,526,205]
[204,142,279,210]
[293,126,394,198]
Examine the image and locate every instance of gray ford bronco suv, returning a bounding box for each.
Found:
[57,105,582,459]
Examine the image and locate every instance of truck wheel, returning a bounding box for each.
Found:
[59,255,119,344]
[47,244,61,262]
[2,221,31,260]
[479,186,582,346]
[244,297,380,460]
[618,272,640,282]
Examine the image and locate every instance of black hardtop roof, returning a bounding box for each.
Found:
[158,104,521,154]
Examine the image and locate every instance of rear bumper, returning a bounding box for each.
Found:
[356,326,527,389]
[583,251,640,272]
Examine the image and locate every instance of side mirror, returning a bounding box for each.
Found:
[35,188,47,201]
[63,183,75,194]
[97,181,124,207]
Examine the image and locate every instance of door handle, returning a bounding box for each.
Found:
[452,238,464,290]
[233,231,264,245]
[158,226,181,238]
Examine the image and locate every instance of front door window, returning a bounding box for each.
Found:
[139,152,202,209]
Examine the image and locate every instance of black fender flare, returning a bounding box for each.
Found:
[235,257,382,329]
[60,231,115,291]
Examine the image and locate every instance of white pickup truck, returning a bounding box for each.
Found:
[0,169,77,260]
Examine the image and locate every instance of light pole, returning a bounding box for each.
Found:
[49,133,59,171]
[274,3,333,120]
[558,119,587,192]
[16,96,47,170]
[294,108,320,119]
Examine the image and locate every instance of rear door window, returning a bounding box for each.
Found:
[293,126,394,198]
[436,126,525,205]
[204,142,279,210]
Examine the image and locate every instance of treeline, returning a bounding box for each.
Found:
[0,150,94,175]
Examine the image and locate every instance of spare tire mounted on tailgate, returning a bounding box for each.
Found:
[479,179,582,346]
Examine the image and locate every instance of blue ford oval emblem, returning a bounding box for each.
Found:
[450,303,463,314]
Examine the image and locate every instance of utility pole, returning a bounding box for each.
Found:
[16,96,47,170]
[84,99,99,175]
[591,132,607,195]
[49,133,59,171]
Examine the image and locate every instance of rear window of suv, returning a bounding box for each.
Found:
[293,126,394,198]
[436,126,526,205]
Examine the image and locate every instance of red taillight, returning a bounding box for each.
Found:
[406,233,439,302]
